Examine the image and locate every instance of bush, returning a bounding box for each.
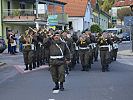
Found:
[90,24,102,33]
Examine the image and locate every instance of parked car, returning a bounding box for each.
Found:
[122,32,130,41]
[0,37,7,53]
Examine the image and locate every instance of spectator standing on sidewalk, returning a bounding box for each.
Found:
[7,31,12,54]
[10,31,17,55]
[19,33,23,52]
[15,33,19,53]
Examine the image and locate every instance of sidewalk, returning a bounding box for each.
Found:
[118,50,133,56]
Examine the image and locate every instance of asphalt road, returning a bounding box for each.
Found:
[0,42,133,100]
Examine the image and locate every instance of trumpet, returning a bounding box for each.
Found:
[29,27,37,34]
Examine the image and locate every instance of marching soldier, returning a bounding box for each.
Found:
[43,32,70,91]
[77,32,91,71]
[112,34,120,61]
[97,33,113,72]
[94,33,100,61]
[110,33,114,62]
[61,30,74,73]
[19,29,35,70]
[69,31,79,68]
[85,29,96,68]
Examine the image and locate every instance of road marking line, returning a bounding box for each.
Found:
[49,99,55,100]
[53,90,59,94]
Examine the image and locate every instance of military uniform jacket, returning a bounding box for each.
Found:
[61,37,74,55]
[43,38,70,65]
[113,36,120,43]
[97,37,113,51]
[76,38,91,50]
[19,35,35,51]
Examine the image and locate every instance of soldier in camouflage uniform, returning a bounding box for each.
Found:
[61,30,74,73]
[43,32,70,91]
[94,33,100,61]
[77,32,91,71]
[85,29,96,68]
[112,34,120,61]
[19,29,35,70]
[97,33,113,72]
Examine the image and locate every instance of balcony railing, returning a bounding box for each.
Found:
[3,9,48,20]
[3,9,68,24]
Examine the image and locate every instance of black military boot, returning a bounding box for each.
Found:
[102,67,105,72]
[33,62,36,69]
[37,62,40,67]
[81,68,85,71]
[24,64,29,71]
[42,60,45,65]
[106,65,110,72]
[114,57,116,61]
[77,60,79,64]
[60,82,64,91]
[94,58,98,62]
[88,64,91,69]
[65,69,69,75]
[53,82,59,90]
[29,64,32,70]
[40,61,43,66]
[85,67,89,71]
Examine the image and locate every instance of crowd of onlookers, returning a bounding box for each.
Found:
[7,30,23,55]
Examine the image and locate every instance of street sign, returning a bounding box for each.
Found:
[124,16,133,26]
[111,7,117,24]
[47,15,58,25]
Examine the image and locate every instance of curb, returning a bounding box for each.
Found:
[118,54,133,56]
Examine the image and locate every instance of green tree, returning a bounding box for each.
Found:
[99,0,115,14]
[117,7,132,26]
[90,24,102,33]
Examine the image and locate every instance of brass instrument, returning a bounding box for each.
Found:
[80,36,86,44]
[24,30,32,45]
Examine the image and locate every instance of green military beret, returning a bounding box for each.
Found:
[53,32,60,36]
[69,27,73,30]
[81,30,85,34]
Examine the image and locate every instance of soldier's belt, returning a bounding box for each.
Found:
[100,45,112,52]
[50,56,64,59]
[79,47,89,50]
[23,44,31,46]
[100,45,110,48]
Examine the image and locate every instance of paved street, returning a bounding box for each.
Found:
[0,42,133,100]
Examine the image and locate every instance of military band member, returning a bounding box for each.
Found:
[61,31,74,73]
[77,32,91,71]
[94,33,100,61]
[70,31,79,68]
[43,32,70,91]
[112,34,120,61]
[85,29,96,68]
[97,33,113,72]
[19,29,35,70]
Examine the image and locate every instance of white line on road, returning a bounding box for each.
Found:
[53,90,59,94]
[49,99,55,100]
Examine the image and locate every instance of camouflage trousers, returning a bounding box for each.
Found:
[100,50,110,69]
[49,60,65,83]
[23,50,33,65]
